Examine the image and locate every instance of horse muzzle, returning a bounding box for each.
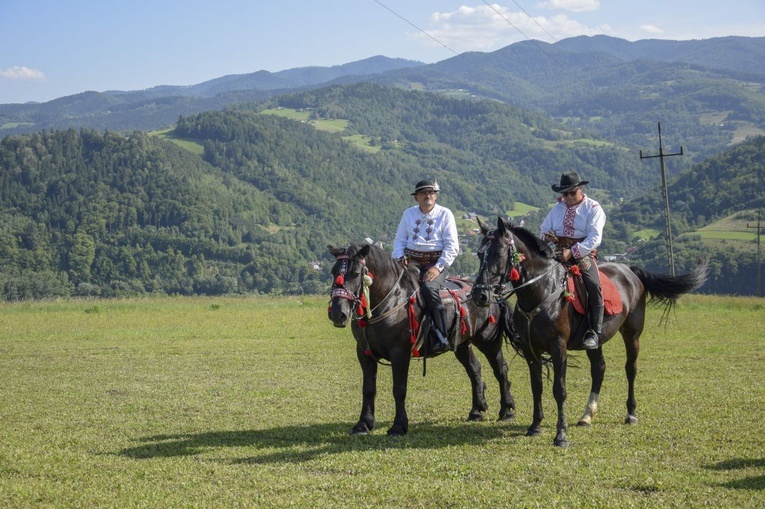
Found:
[328,297,353,328]
[470,284,494,308]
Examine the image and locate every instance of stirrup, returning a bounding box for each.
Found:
[582,330,599,350]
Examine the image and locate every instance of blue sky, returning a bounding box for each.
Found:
[2,0,764,104]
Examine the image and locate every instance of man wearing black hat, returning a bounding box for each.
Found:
[392,179,459,354]
[540,172,606,350]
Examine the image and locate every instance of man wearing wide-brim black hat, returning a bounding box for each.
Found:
[540,172,606,350]
[392,179,459,354]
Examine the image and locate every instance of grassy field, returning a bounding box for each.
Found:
[1,294,763,508]
[148,128,205,155]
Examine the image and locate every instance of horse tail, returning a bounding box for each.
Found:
[629,261,708,307]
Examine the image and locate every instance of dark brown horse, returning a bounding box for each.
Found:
[327,242,516,436]
[471,218,707,447]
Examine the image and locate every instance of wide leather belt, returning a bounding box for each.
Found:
[557,237,585,249]
[405,249,442,264]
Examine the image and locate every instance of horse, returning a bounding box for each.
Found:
[471,217,707,447]
[327,242,517,436]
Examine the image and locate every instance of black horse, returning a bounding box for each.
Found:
[327,242,516,436]
[471,218,707,447]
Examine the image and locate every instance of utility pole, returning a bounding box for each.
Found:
[746,211,762,297]
[640,122,683,276]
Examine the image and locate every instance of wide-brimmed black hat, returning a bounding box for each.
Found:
[411,179,440,195]
[551,172,589,193]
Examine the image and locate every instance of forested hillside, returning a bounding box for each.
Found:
[607,135,765,294]
[0,84,762,299]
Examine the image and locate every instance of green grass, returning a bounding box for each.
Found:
[0,122,36,130]
[506,201,539,218]
[1,294,763,507]
[262,107,382,152]
[634,228,662,241]
[681,211,761,252]
[148,128,205,155]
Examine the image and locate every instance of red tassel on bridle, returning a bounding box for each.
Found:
[509,267,520,281]
[334,274,344,286]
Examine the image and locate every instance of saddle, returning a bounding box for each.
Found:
[409,277,474,356]
[566,270,623,316]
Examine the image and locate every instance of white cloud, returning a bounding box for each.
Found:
[639,24,664,34]
[416,5,605,50]
[536,0,601,13]
[0,66,46,80]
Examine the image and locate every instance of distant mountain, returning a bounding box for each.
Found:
[108,55,425,98]
[556,35,765,76]
[0,56,424,134]
[1,36,762,171]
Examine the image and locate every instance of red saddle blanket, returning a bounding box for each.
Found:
[567,270,623,316]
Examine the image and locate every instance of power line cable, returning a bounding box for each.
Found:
[505,0,559,43]
[373,0,565,68]
[372,0,460,57]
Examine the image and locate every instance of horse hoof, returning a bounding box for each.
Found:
[467,412,485,422]
[386,427,407,437]
[351,422,373,435]
[576,420,592,427]
[554,438,570,448]
[526,428,542,437]
[497,412,515,422]
[625,415,638,425]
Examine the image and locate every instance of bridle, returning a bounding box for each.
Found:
[329,250,370,317]
[473,230,521,299]
[474,229,563,302]
[474,228,566,361]
[329,247,410,324]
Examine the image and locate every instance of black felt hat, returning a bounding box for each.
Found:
[411,179,440,195]
[551,172,589,193]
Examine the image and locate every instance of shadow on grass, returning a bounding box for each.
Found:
[118,420,527,464]
[706,458,765,491]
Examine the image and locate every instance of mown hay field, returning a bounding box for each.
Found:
[1,294,763,508]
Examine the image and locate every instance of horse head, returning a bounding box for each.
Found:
[472,217,517,307]
[327,243,371,327]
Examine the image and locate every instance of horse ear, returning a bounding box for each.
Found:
[498,216,515,233]
[477,217,490,235]
[328,245,341,257]
[497,217,507,233]
[357,244,371,258]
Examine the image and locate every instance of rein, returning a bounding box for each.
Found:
[476,228,567,362]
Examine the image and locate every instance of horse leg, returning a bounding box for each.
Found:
[622,329,641,425]
[577,348,606,426]
[551,351,569,448]
[453,343,488,421]
[352,346,378,435]
[479,339,516,421]
[526,358,544,437]
[387,350,412,436]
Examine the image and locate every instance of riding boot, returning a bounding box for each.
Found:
[429,307,450,354]
[583,304,604,350]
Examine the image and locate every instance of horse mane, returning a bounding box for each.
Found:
[347,242,419,289]
[509,225,554,259]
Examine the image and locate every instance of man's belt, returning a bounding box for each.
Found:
[557,237,585,249]
[404,249,442,264]
[557,237,597,258]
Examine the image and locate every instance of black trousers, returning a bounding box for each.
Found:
[577,255,602,308]
[418,265,447,310]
